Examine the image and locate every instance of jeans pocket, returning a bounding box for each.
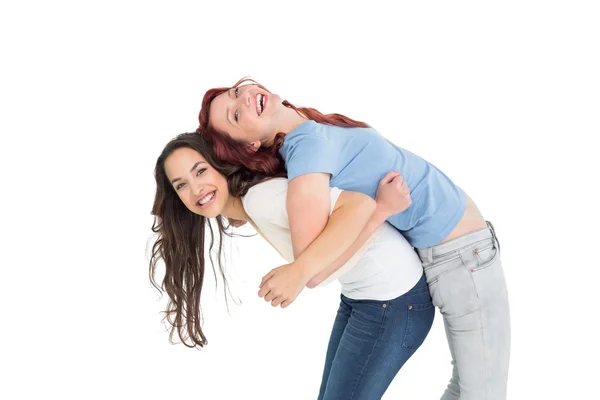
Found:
[472,243,498,272]
[461,239,498,273]
[401,302,435,349]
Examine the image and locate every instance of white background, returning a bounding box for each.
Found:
[1,1,599,399]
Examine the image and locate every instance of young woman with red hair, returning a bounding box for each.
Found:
[197,78,511,400]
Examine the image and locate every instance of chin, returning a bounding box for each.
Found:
[206,205,225,219]
[187,207,215,219]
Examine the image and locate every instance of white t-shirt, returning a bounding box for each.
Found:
[241,178,423,301]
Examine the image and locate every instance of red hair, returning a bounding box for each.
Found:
[197,77,369,175]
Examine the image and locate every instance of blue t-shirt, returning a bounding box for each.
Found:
[279,120,466,249]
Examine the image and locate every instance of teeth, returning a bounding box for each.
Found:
[199,192,214,205]
[257,94,263,115]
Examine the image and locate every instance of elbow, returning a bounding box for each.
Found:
[364,195,377,214]
[356,193,376,217]
[338,192,376,222]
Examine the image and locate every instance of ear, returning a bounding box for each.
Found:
[247,141,261,153]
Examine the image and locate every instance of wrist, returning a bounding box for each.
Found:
[291,259,315,283]
[372,205,392,224]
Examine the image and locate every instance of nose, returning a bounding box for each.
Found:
[191,180,204,197]
[236,87,252,109]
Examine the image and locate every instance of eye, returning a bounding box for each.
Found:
[234,88,239,122]
[176,182,185,190]
[197,168,207,176]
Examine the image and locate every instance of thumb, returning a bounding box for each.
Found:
[379,171,401,186]
[391,174,404,186]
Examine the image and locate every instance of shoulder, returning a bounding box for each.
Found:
[242,178,289,225]
[282,121,330,149]
[242,178,288,208]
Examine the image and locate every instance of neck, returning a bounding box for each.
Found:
[263,104,308,146]
[282,107,309,132]
[220,196,249,221]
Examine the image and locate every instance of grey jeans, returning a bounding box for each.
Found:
[417,222,510,400]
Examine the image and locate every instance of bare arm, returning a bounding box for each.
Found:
[258,172,408,309]
[305,203,388,288]
[287,173,334,259]
[287,173,376,279]
[290,190,377,282]
[303,172,411,288]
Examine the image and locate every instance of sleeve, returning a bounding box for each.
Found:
[329,186,343,215]
[282,131,341,182]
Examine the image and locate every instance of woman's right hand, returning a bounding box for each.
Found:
[375,171,411,218]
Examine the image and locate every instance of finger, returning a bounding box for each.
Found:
[379,171,401,185]
[271,296,284,307]
[260,269,277,288]
[265,291,276,302]
[258,285,271,298]
[400,181,410,195]
[391,174,404,185]
[281,299,292,309]
[379,171,401,186]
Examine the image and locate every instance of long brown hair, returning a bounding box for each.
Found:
[149,132,284,348]
[198,77,369,175]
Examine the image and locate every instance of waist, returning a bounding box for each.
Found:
[392,188,467,248]
[417,221,499,260]
[441,194,487,243]
[339,224,423,299]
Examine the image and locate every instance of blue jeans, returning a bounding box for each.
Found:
[317,274,434,400]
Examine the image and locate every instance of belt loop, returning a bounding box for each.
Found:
[427,247,433,263]
[486,220,501,252]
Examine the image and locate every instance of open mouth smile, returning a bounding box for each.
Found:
[255,93,267,116]
[196,191,216,208]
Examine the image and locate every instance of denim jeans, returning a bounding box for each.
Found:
[317,274,434,400]
[417,221,511,399]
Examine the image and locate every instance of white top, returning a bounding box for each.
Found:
[241,178,423,300]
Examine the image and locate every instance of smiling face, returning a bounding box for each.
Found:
[164,147,231,218]
[208,84,285,146]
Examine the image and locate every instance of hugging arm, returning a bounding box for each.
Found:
[286,173,375,281]
[299,172,410,288]
[287,172,410,285]
[259,172,410,308]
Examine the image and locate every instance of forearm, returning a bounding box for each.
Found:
[293,194,377,281]
[306,207,388,288]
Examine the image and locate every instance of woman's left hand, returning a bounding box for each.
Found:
[258,263,310,308]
